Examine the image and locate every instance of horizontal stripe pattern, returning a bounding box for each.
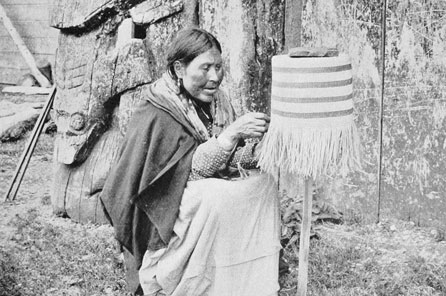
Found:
[273,69,352,83]
[271,108,353,119]
[272,93,353,103]
[271,55,354,121]
[272,78,352,89]
[272,99,353,114]
[260,55,360,179]
[273,63,352,74]
[272,84,352,98]
[268,114,355,128]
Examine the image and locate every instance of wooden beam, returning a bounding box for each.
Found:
[0,3,51,87]
[2,85,52,95]
[0,36,58,54]
[284,0,304,52]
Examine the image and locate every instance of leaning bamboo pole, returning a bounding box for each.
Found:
[0,3,51,87]
[4,87,56,202]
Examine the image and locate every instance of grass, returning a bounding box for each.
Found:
[280,221,446,296]
[3,212,445,295]
[0,131,54,158]
[1,132,130,295]
[0,208,130,296]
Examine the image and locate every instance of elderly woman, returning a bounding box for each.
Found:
[101,27,281,296]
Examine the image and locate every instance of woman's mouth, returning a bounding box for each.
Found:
[203,87,218,94]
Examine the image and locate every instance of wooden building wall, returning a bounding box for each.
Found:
[0,0,58,85]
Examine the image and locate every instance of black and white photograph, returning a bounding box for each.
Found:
[1,0,445,295]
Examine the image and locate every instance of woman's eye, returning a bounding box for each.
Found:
[202,65,210,71]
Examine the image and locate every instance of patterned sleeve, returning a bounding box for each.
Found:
[228,140,259,170]
[189,137,232,181]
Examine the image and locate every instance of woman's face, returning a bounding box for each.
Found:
[176,47,224,103]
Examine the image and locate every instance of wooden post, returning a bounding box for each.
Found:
[0,3,51,87]
[284,0,304,52]
[283,2,310,294]
[297,178,313,296]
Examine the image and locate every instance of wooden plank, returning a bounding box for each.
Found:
[0,21,59,39]
[2,4,50,21]
[0,36,58,54]
[0,51,56,68]
[0,0,56,87]
[0,3,51,87]
[130,0,184,25]
[0,52,55,69]
[1,0,51,5]
[2,86,52,94]
[50,0,114,29]
[0,68,27,85]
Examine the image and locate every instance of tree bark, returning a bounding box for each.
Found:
[284,0,304,52]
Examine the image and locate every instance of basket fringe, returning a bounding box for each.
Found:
[258,121,361,179]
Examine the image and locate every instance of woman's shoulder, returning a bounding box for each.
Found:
[131,96,180,127]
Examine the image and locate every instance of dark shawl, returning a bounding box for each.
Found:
[100,83,200,269]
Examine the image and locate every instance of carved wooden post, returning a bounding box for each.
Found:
[50,0,155,224]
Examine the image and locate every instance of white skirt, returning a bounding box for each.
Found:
[139,172,281,296]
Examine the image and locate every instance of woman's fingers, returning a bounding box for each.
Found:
[243,113,269,127]
[249,113,270,123]
[241,123,269,138]
[250,115,270,133]
[219,112,270,143]
[236,112,270,138]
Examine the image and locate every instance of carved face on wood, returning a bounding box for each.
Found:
[53,19,152,164]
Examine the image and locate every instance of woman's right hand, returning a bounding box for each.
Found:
[217,112,270,151]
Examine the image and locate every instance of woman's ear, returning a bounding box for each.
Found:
[173,61,185,79]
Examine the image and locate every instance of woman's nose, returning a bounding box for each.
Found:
[208,67,221,82]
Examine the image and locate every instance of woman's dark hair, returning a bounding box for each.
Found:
[167,27,222,79]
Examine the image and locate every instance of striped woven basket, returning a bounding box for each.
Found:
[258,53,361,179]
